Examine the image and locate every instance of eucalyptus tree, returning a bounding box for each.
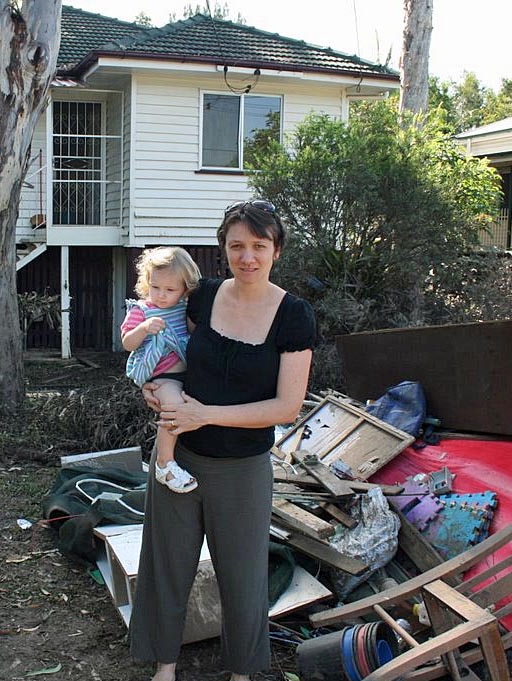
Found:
[399,0,433,115]
[0,0,62,412]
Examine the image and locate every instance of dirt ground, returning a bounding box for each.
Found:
[0,352,298,681]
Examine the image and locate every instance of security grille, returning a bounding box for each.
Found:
[53,101,102,225]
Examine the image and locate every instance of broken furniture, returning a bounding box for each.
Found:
[269,395,411,597]
[93,522,333,644]
[94,524,223,644]
[309,523,512,681]
[273,395,414,478]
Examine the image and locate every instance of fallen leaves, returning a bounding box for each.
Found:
[6,549,59,564]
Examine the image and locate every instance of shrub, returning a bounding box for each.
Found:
[246,101,511,390]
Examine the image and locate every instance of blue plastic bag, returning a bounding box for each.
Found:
[366,380,426,437]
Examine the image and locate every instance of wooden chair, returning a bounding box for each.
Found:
[309,523,512,681]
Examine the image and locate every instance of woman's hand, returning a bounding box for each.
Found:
[157,392,208,434]
[142,381,162,412]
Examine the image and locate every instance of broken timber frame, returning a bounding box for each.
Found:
[310,523,512,681]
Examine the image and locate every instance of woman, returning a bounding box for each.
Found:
[129,199,317,681]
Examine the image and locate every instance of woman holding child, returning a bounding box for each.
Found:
[129,200,317,681]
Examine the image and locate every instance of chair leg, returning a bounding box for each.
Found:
[478,623,510,681]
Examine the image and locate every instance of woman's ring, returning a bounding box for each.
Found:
[170,419,176,427]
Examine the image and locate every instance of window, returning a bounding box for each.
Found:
[202,93,281,170]
[53,101,102,225]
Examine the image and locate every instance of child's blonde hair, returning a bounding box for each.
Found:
[134,246,201,299]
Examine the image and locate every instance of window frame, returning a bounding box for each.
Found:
[199,90,283,172]
[52,100,105,225]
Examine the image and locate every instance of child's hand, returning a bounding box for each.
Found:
[144,317,166,335]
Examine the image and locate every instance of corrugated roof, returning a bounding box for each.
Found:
[457,117,512,139]
[59,6,398,82]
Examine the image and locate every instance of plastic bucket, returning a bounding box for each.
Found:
[297,630,345,681]
[297,622,399,681]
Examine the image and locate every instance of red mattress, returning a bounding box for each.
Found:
[371,438,512,629]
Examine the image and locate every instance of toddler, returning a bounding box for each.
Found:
[121,246,201,493]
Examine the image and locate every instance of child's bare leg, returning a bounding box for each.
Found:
[153,378,182,469]
[152,378,197,493]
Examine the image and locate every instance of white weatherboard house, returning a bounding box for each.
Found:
[457,117,512,251]
[16,5,400,356]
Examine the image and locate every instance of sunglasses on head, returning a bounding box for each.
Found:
[224,199,276,215]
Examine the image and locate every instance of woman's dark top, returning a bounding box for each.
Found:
[180,278,317,458]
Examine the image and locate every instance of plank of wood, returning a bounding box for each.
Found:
[395,509,450,577]
[400,631,512,681]
[361,619,499,681]
[272,426,306,463]
[273,482,336,499]
[272,468,404,495]
[284,425,306,464]
[283,532,369,575]
[273,482,306,495]
[291,450,356,499]
[424,579,492,622]
[269,565,334,618]
[350,480,404,495]
[269,523,291,540]
[272,499,335,540]
[77,355,101,369]
[309,523,512,627]
[272,470,323,487]
[318,502,357,528]
[317,416,365,459]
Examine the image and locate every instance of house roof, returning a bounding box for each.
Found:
[60,5,399,82]
[59,6,148,70]
[457,117,512,139]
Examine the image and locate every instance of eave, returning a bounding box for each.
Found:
[59,49,400,87]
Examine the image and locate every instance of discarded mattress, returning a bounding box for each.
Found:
[371,437,512,628]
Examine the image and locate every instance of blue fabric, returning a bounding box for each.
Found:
[125,299,189,387]
[366,380,426,437]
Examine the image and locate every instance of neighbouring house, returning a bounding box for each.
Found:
[16,5,400,356]
[456,117,512,250]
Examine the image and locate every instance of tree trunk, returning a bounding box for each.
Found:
[0,0,62,413]
[399,0,433,115]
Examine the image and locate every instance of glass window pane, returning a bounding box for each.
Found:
[203,94,240,167]
[243,96,281,167]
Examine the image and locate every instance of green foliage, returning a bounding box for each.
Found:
[134,11,153,27]
[246,101,509,390]
[481,80,512,125]
[452,71,488,131]
[429,73,512,133]
[244,110,281,168]
[179,3,245,22]
[428,76,458,133]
